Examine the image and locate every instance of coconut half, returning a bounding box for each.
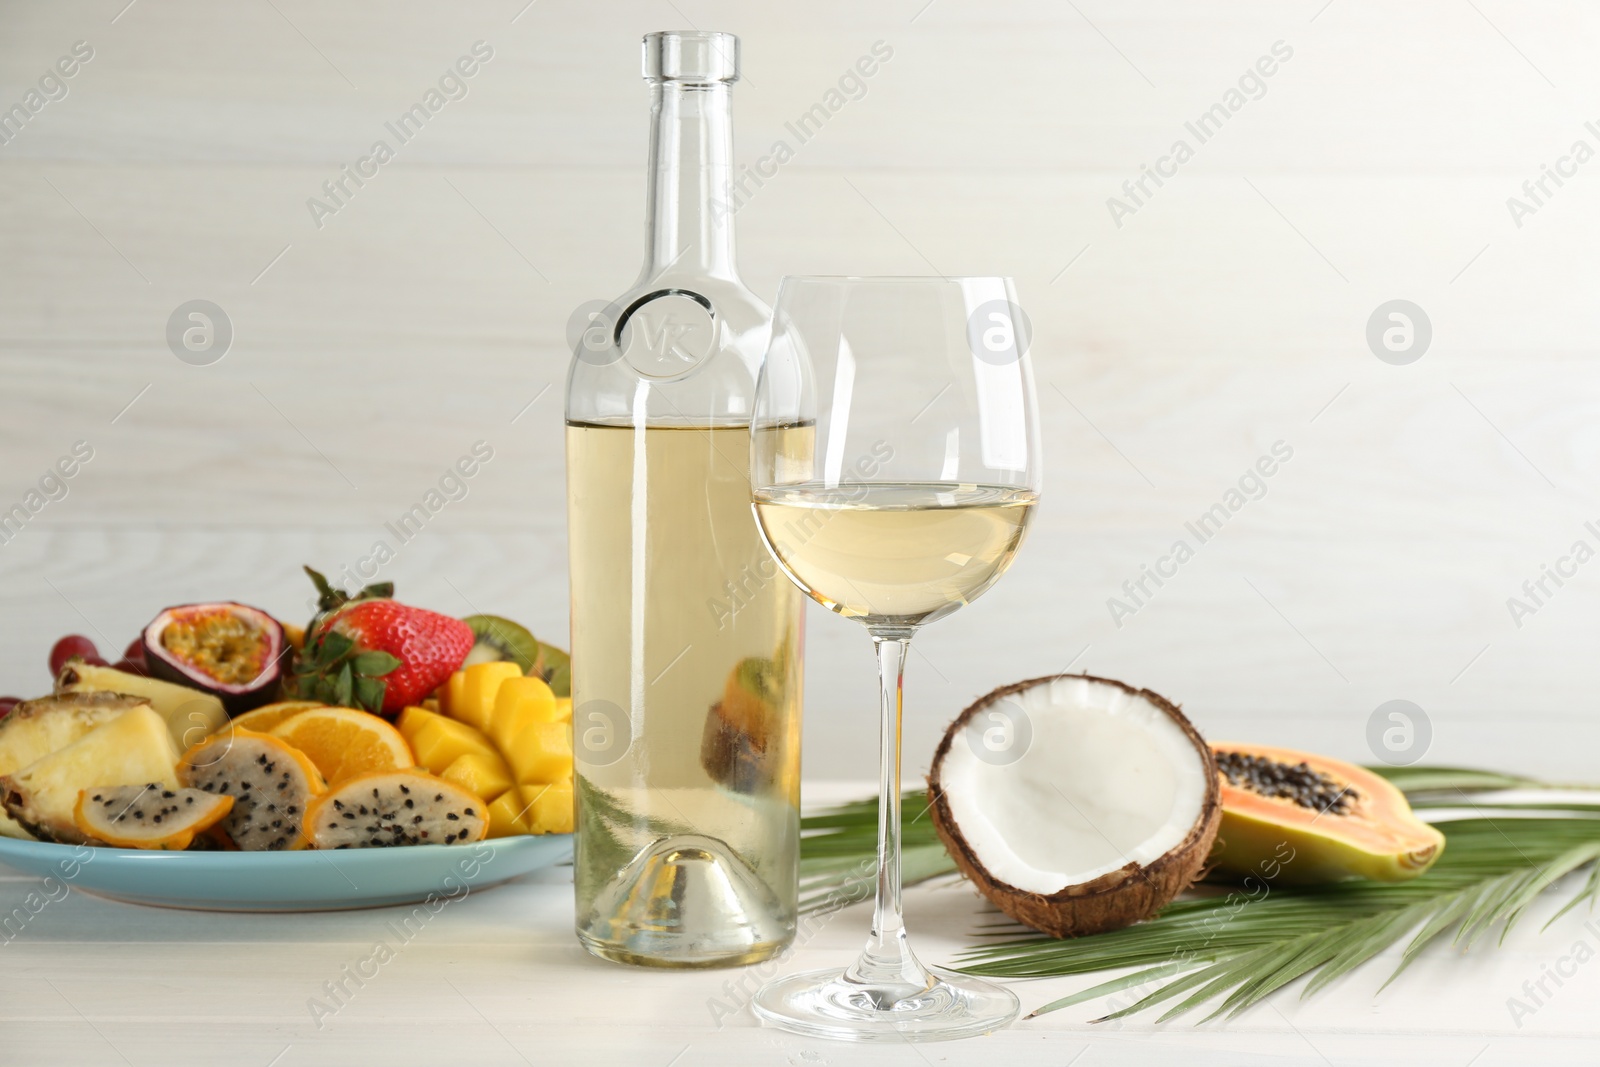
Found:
[929,673,1220,938]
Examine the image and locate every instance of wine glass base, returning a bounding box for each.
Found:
[752,965,1020,1042]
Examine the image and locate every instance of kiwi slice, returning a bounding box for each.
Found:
[462,615,540,673]
[460,615,571,697]
[532,642,571,698]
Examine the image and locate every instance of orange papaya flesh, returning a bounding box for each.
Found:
[1208,743,1444,885]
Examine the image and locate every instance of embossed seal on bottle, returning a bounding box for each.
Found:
[618,289,716,379]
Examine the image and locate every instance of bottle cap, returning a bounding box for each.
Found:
[642,31,739,84]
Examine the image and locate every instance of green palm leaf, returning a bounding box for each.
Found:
[799,789,956,913]
[800,768,1600,1023]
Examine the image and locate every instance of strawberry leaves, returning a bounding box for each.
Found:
[303,565,393,635]
[296,565,476,715]
[292,629,400,713]
[297,565,403,712]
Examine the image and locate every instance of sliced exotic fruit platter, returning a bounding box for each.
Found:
[0,568,573,853]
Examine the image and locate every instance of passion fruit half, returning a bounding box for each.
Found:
[142,603,289,716]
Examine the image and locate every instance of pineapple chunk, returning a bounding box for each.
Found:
[440,751,514,802]
[489,676,559,753]
[525,781,574,834]
[505,721,573,786]
[0,693,144,840]
[409,717,499,775]
[485,788,532,838]
[553,697,572,724]
[0,694,139,776]
[0,707,180,844]
[55,661,227,748]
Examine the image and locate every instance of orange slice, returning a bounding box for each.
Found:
[227,701,325,735]
[270,707,413,783]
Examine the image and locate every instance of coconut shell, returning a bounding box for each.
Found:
[928,672,1221,939]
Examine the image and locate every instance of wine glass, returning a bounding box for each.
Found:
[748,276,1040,1041]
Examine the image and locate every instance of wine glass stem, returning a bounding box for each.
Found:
[846,632,933,995]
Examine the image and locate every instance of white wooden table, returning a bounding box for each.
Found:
[2,782,1597,1067]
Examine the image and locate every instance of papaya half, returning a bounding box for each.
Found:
[1207,743,1444,885]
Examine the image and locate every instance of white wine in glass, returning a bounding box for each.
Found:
[752,482,1035,628]
[749,276,1040,1042]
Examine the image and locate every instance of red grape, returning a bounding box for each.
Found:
[0,697,19,718]
[112,658,149,677]
[49,635,100,675]
[123,638,146,666]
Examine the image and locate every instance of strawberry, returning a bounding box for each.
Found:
[293,567,474,716]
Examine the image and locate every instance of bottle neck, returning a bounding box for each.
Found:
[641,82,737,282]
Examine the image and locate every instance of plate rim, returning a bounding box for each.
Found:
[0,832,570,860]
[0,833,574,911]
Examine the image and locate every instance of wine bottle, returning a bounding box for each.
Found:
[566,31,808,968]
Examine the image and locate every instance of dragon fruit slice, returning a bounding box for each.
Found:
[177,728,326,851]
[304,769,488,849]
[73,783,234,850]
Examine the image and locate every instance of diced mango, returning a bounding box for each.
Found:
[454,662,523,733]
[396,706,445,743]
[489,676,559,752]
[485,788,532,838]
[435,666,573,825]
[525,781,574,834]
[443,671,467,718]
[409,717,499,775]
[505,721,573,785]
[440,751,515,802]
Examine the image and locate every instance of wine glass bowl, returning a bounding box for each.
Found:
[751,276,1039,634]
[747,276,1040,1041]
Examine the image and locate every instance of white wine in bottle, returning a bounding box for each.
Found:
[566,32,808,968]
[752,482,1036,629]
[569,423,809,965]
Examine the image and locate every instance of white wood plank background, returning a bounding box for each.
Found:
[1,1,1598,1062]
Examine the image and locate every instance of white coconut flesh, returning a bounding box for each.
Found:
[939,675,1210,895]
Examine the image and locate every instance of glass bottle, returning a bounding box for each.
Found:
[565,30,807,968]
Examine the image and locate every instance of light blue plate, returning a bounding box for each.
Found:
[0,834,572,912]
